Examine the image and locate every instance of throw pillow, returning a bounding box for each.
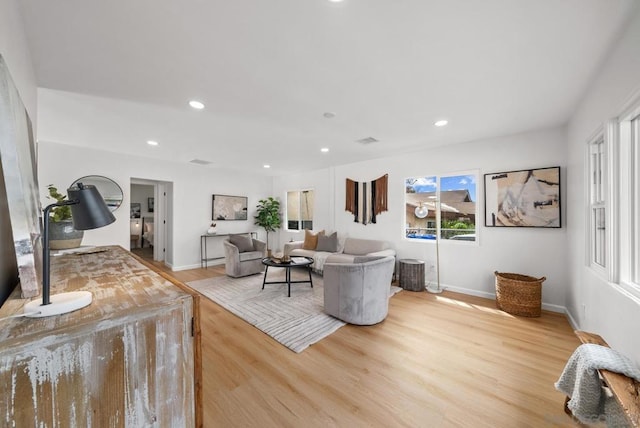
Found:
[229,234,254,253]
[316,231,338,252]
[302,230,324,250]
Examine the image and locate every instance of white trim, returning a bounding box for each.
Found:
[606,120,619,283]
[616,84,640,123]
[564,308,580,331]
[171,262,218,271]
[616,95,640,292]
[611,280,640,306]
[585,127,608,279]
[632,116,639,284]
[444,284,566,314]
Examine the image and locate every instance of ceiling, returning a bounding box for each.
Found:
[18,0,637,176]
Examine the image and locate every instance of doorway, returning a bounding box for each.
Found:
[130,179,173,266]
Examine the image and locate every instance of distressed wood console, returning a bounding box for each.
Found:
[0,246,202,427]
[573,331,640,427]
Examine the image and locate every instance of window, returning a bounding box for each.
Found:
[588,133,606,270]
[618,105,640,289]
[597,92,640,295]
[405,173,477,242]
[286,189,314,231]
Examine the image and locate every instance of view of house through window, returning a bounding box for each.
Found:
[405,174,477,242]
[286,189,314,230]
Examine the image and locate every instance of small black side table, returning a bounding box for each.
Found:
[399,259,425,291]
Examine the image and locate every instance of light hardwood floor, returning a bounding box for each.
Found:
[153,257,580,427]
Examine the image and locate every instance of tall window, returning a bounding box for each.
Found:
[588,134,606,270]
[619,108,640,288]
[599,94,640,296]
[405,173,477,242]
[286,189,314,231]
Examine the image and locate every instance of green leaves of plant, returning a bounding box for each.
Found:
[47,184,72,222]
[254,197,282,232]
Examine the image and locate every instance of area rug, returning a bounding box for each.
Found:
[186,270,401,353]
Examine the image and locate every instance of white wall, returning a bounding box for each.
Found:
[131,183,154,218]
[274,126,568,309]
[0,0,37,120]
[37,141,272,270]
[566,6,640,362]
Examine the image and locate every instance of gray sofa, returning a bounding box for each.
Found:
[323,256,396,325]
[284,236,395,275]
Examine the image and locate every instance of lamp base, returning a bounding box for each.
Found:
[426,286,444,294]
[24,291,92,317]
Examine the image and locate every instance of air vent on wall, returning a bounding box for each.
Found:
[189,159,212,165]
[355,137,379,145]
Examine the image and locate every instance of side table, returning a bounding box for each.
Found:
[399,259,425,291]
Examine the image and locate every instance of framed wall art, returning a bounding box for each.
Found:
[484,166,561,228]
[130,203,141,218]
[212,194,248,220]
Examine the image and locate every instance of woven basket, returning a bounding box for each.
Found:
[494,271,546,317]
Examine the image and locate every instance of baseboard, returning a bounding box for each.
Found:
[171,260,224,271]
[171,263,205,271]
[444,284,494,300]
[443,283,567,314]
[564,308,580,330]
[541,302,566,314]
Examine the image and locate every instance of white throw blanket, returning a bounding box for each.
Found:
[555,343,640,426]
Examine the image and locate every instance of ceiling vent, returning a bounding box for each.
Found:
[189,159,212,165]
[355,137,379,145]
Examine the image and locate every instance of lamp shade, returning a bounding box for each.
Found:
[67,183,116,230]
[415,203,428,219]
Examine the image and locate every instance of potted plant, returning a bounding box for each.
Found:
[254,197,282,255]
[46,184,83,250]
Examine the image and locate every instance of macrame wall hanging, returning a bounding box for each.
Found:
[345,174,388,225]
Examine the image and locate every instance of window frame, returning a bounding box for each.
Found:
[404,171,479,244]
[597,89,640,300]
[618,99,640,294]
[586,129,608,277]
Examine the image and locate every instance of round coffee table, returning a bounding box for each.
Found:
[261,256,314,297]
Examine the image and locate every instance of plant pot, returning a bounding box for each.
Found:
[49,221,84,250]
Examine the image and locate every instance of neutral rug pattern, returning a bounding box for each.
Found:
[186,270,401,353]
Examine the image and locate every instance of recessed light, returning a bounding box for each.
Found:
[147,140,159,146]
[321,148,329,153]
[263,164,271,169]
[328,0,344,3]
[434,120,449,127]
[189,100,205,110]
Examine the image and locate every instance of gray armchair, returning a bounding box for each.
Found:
[223,234,267,278]
[323,255,396,325]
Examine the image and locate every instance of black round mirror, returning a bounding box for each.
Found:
[70,175,123,212]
